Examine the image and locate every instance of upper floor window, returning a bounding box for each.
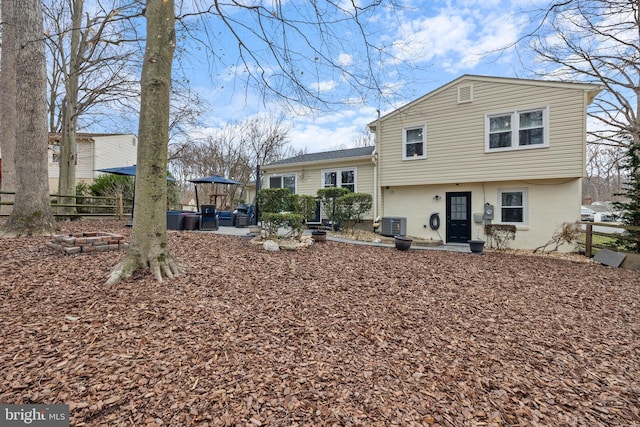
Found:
[498,188,527,225]
[49,145,60,163]
[403,125,426,160]
[323,168,355,192]
[485,107,549,152]
[269,174,296,193]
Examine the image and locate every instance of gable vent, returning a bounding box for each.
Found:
[457,84,473,104]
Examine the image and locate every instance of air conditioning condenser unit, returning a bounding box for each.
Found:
[381,217,407,237]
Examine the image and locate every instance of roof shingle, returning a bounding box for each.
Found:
[265,146,374,166]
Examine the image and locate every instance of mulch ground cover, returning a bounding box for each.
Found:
[1,219,639,426]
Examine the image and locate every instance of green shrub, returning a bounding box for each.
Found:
[317,187,350,230]
[91,174,134,199]
[294,194,318,223]
[75,182,92,213]
[90,174,135,214]
[261,212,305,240]
[166,172,181,210]
[336,192,372,233]
[257,188,295,214]
[613,142,640,253]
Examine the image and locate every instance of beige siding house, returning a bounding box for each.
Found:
[261,75,601,251]
[261,147,375,222]
[48,133,137,192]
[370,75,601,250]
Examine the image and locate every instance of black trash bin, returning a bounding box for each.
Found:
[200,205,218,231]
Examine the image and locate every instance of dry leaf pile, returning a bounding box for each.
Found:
[1,219,639,426]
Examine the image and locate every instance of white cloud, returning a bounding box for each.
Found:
[289,105,379,152]
[390,5,522,73]
[311,80,338,93]
[393,13,474,63]
[338,53,353,66]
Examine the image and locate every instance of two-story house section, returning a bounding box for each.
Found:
[369,75,602,250]
[48,133,138,192]
[261,146,375,222]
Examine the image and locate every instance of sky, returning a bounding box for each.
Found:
[131,0,552,154]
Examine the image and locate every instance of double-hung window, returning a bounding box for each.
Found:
[498,188,527,225]
[323,169,355,192]
[269,174,296,193]
[486,107,548,152]
[403,125,426,160]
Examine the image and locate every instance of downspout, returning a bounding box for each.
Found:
[373,109,381,221]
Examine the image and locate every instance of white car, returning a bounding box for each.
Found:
[581,207,594,222]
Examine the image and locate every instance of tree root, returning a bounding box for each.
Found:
[0,220,56,238]
[107,251,184,285]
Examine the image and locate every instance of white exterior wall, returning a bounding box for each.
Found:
[47,134,137,192]
[91,134,137,173]
[380,178,582,251]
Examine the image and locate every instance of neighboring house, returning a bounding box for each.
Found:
[180,196,197,212]
[581,202,625,234]
[48,133,137,193]
[263,75,602,251]
[261,146,375,222]
[243,181,257,206]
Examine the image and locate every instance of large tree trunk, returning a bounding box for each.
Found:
[0,0,18,216]
[1,0,56,237]
[57,0,83,218]
[108,0,181,284]
[57,99,78,216]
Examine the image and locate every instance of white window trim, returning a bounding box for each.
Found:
[269,173,297,193]
[402,124,427,160]
[321,167,357,192]
[497,187,528,226]
[485,106,549,153]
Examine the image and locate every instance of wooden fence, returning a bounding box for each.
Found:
[580,221,640,257]
[0,191,132,218]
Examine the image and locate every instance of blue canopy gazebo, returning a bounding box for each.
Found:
[95,165,176,220]
[188,175,242,211]
[95,165,176,181]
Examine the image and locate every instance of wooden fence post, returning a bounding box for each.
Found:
[585,223,593,258]
[118,194,123,219]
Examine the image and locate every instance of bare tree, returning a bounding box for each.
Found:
[583,140,626,201]
[352,126,375,148]
[521,0,639,164]
[170,114,292,208]
[43,0,140,215]
[240,114,293,169]
[1,0,56,236]
[107,0,394,284]
[0,0,18,216]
